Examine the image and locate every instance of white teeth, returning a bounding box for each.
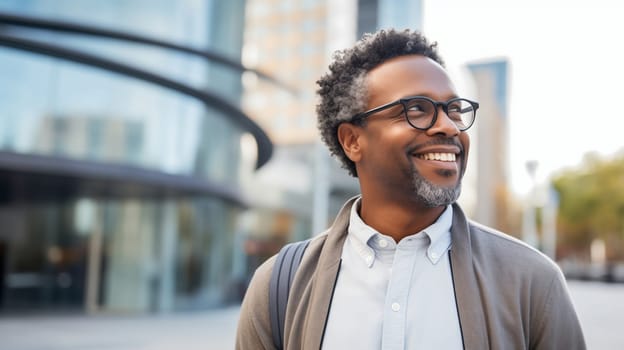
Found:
[419,153,456,162]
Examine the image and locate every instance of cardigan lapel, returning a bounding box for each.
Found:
[302,197,353,349]
[450,203,489,349]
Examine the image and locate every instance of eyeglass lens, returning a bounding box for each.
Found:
[403,98,475,130]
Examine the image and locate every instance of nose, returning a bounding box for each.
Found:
[426,108,460,137]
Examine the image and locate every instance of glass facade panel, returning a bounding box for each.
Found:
[0,0,245,102]
[174,198,241,309]
[5,27,211,94]
[0,0,211,46]
[0,196,241,313]
[100,199,158,312]
[3,201,88,311]
[0,48,243,184]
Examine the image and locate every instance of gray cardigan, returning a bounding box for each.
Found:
[236,198,586,349]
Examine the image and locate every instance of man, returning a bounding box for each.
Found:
[237,29,585,349]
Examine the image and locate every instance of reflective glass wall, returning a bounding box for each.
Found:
[0,51,244,183]
[0,0,246,183]
[0,0,259,313]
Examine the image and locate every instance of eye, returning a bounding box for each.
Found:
[407,103,426,112]
[446,102,464,121]
[403,99,435,128]
[404,100,432,117]
[447,101,461,112]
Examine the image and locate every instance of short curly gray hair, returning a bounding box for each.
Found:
[316,29,444,177]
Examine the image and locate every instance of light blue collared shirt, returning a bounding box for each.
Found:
[322,199,463,350]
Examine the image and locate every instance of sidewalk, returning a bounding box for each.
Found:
[568,280,624,349]
[0,305,240,350]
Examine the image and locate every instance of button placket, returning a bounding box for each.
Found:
[382,245,418,349]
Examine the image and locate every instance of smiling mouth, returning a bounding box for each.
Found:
[417,152,457,162]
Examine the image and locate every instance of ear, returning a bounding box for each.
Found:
[337,123,364,163]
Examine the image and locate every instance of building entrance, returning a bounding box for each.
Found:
[0,202,88,312]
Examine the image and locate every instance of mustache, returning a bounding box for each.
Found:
[407,138,464,154]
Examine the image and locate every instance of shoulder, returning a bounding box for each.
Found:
[465,221,578,322]
[463,221,585,348]
[467,220,563,280]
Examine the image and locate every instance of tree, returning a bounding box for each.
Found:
[553,152,624,261]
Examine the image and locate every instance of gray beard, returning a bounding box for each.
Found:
[411,170,461,208]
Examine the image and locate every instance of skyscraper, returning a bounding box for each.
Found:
[466,59,511,231]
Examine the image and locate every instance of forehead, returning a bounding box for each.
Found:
[366,55,457,105]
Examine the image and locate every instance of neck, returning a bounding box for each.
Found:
[358,193,446,242]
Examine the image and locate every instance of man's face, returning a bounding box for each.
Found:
[352,55,470,207]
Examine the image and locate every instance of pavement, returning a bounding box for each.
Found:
[568,280,624,349]
[0,280,622,350]
[0,306,240,350]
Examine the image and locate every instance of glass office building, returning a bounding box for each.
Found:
[0,1,272,313]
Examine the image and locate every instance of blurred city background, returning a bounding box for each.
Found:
[0,0,622,349]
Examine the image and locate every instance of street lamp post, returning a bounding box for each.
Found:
[542,187,558,260]
[522,160,539,248]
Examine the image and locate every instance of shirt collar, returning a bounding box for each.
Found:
[347,198,378,267]
[347,198,453,267]
[423,204,453,265]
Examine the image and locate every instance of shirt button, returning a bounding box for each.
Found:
[430,252,439,260]
[391,302,400,312]
[378,239,388,248]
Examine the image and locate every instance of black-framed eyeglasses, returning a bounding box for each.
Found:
[350,96,479,131]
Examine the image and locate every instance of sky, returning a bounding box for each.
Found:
[423,0,624,195]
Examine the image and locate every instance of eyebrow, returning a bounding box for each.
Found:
[401,94,459,101]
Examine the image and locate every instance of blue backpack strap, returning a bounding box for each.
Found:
[269,239,311,350]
